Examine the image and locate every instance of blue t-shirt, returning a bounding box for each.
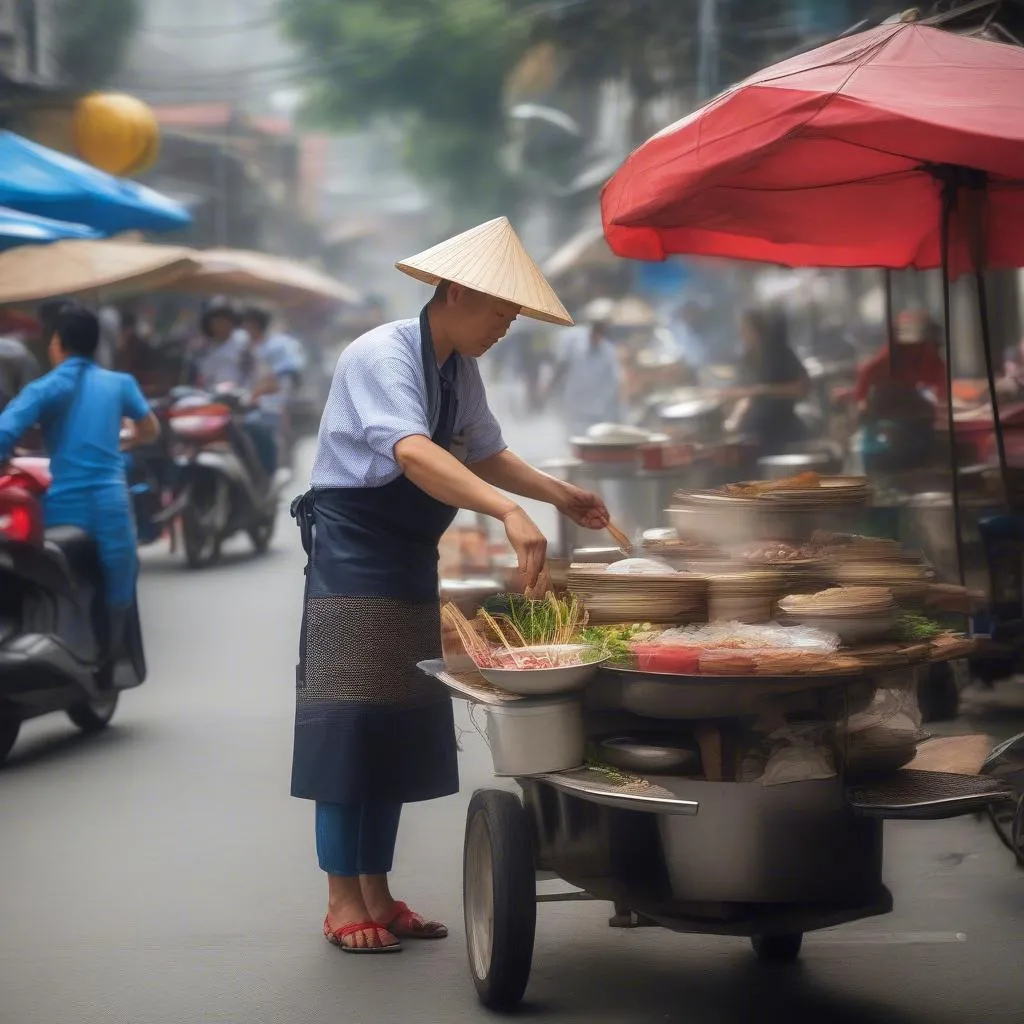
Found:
[0,356,150,495]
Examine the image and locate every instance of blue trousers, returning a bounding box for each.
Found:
[315,801,402,878]
[44,484,137,608]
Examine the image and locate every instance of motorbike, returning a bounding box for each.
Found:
[0,458,146,765]
[160,386,292,569]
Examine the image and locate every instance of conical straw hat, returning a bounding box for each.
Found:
[396,216,573,326]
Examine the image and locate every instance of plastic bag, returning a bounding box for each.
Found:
[837,671,922,775]
[760,724,837,786]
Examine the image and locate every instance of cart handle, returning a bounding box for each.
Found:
[536,773,699,815]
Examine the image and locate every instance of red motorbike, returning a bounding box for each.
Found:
[0,458,145,765]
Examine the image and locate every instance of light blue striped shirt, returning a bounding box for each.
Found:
[310,317,506,489]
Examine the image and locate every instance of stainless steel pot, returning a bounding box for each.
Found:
[484,697,585,776]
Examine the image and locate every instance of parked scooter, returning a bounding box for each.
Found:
[161,386,291,568]
[0,458,145,765]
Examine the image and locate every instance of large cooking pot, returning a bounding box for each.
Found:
[657,395,724,441]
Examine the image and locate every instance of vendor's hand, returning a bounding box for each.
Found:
[502,506,548,590]
[556,483,610,530]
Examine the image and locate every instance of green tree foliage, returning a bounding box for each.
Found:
[55,0,142,88]
[280,0,532,222]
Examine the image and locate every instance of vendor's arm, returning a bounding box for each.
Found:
[471,450,609,530]
[457,357,609,529]
[395,437,546,586]
[350,354,547,586]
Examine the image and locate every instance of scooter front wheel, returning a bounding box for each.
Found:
[67,693,118,734]
[182,505,222,568]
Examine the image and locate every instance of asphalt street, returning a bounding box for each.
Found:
[1,418,1023,1023]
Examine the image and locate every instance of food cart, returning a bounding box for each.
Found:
[420,473,1013,1011]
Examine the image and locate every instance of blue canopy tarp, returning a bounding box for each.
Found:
[0,205,101,250]
[0,132,192,235]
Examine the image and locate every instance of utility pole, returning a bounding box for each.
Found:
[697,0,720,102]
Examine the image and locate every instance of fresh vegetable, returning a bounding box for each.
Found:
[893,612,943,643]
[579,623,654,662]
[480,592,586,648]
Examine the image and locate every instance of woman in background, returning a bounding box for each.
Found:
[725,306,810,457]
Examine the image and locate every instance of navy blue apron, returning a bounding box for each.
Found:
[290,309,460,805]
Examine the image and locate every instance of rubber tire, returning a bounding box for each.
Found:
[918,662,960,723]
[463,790,537,1012]
[752,933,803,964]
[67,694,118,734]
[248,507,277,554]
[182,505,221,569]
[0,716,20,765]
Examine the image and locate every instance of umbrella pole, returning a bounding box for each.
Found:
[940,183,967,585]
[966,182,1010,506]
[884,268,896,375]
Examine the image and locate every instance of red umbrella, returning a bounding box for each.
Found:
[601,22,1024,271]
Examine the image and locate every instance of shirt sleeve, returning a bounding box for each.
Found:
[345,353,432,459]
[459,360,507,464]
[0,376,53,462]
[120,374,151,421]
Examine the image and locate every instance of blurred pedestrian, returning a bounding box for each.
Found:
[549,298,623,438]
[725,306,810,456]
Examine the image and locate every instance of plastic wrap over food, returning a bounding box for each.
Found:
[658,621,841,654]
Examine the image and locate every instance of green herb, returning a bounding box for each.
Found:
[893,612,943,643]
[480,592,585,648]
[579,624,649,662]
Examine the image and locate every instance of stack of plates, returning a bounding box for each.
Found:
[754,476,871,510]
[641,528,722,568]
[705,571,783,624]
[667,491,758,547]
[778,586,897,644]
[830,560,934,599]
[567,568,707,625]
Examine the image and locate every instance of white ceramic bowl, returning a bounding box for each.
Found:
[480,645,610,695]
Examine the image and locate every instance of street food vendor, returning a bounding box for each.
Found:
[290,217,610,955]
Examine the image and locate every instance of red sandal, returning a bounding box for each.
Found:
[323,916,402,954]
[378,901,449,940]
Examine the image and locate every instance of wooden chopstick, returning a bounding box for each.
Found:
[606,520,633,555]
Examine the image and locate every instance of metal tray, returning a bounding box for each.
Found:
[606,663,865,686]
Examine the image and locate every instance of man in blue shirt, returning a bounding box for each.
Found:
[0,304,159,641]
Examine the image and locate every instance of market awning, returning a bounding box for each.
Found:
[0,132,192,236]
[171,248,361,307]
[0,206,101,250]
[0,239,199,305]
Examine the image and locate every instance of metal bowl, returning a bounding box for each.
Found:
[596,735,700,776]
[480,645,610,696]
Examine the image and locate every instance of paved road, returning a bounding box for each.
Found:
[2,441,1024,1023]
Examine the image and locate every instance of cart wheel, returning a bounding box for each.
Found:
[463,789,537,1011]
[751,933,803,964]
